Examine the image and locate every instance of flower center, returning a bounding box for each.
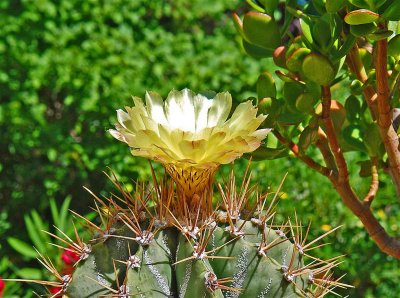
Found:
[164,163,218,213]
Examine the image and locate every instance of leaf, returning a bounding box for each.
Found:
[7,237,38,259]
[258,0,280,15]
[326,0,345,13]
[49,198,60,226]
[24,214,46,254]
[295,92,318,114]
[242,39,273,59]
[232,13,244,38]
[350,23,377,37]
[302,53,335,85]
[381,0,400,21]
[367,29,393,41]
[30,210,49,242]
[16,268,43,280]
[257,72,276,99]
[344,9,379,25]
[247,145,289,160]
[388,34,400,58]
[58,196,72,233]
[286,47,311,72]
[243,11,281,50]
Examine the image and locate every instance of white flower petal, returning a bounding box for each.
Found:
[165,89,196,131]
[207,92,232,127]
[193,94,212,131]
[145,91,168,126]
[110,89,269,168]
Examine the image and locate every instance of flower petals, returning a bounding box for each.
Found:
[110,89,270,167]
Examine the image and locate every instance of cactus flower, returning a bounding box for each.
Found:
[110,89,270,202]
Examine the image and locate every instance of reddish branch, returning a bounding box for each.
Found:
[320,85,400,259]
[334,182,400,258]
[363,157,379,206]
[375,39,400,195]
[321,86,349,184]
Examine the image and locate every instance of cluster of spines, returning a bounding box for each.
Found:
[7,165,351,297]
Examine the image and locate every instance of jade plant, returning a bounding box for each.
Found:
[233,0,400,259]
[8,90,349,297]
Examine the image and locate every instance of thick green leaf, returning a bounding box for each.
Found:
[388,34,400,59]
[350,23,377,37]
[300,18,313,46]
[257,71,276,99]
[232,13,244,38]
[368,29,393,41]
[302,53,335,85]
[342,125,366,152]
[243,11,281,49]
[286,47,311,72]
[381,0,400,21]
[348,0,376,9]
[242,39,273,58]
[363,123,382,156]
[326,0,345,13]
[273,46,287,68]
[295,92,318,114]
[299,126,318,153]
[345,95,362,121]
[258,0,280,15]
[312,18,332,51]
[344,9,379,25]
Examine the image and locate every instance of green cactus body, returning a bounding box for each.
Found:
[64,210,315,297]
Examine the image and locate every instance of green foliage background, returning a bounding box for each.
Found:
[0,0,398,297]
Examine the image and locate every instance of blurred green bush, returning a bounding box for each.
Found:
[0,0,261,241]
[0,0,399,297]
[0,0,263,295]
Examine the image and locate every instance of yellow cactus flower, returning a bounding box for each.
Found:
[110,89,270,202]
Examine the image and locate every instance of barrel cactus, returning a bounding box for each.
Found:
[13,89,348,297]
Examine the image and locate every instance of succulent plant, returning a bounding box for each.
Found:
[233,0,400,259]
[7,89,348,297]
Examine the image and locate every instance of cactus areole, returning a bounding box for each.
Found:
[16,89,347,297]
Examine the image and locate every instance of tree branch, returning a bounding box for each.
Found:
[375,38,400,196]
[333,181,400,258]
[321,86,349,184]
[363,156,379,206]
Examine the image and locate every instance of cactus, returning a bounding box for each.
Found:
[8,90,348,297]
[48,166,344,298]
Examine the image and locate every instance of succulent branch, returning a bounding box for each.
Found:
[234,0,400,259]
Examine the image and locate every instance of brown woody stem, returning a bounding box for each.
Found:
[321,86,349,184]
[334,182,400,258]
[320,85,400,257]
[375,38,400,195]
[363,156,379,206]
